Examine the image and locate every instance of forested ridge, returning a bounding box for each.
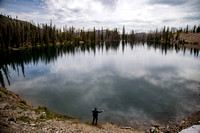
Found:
[0,14,122,49]
[0,14,200,50]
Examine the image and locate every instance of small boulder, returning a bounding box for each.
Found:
[153,124,160,128]
[8,118,16,123]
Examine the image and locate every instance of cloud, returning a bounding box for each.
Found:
[0,0,200,32]
[7,42,200,126]
[98,0,118,6]
[182,15,200,21]
[148,0,188,6]
[97,0,118,10]
[162,19,175,23]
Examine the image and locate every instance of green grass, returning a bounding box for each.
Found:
[40,115,45,119]
[39,112,54,120]
[108,122,113,125]
[85,121,92,125]
[0,93,2,97]
[17,116,33,122]
[35,106,76,120]
[37,106,54,120]
[54,114,76,119]
[72,120,80,124]
[46,112,54,119]
[1,88,8,95]
[35,106,47,112]
[11,106,16,110]
[20,100,27,105]
[34,106,43,113]
[84,121,103,128]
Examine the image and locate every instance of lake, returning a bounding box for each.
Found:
[1,42,200,129]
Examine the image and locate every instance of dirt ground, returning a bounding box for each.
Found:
[180,33,200,49]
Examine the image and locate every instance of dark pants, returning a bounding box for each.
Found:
[92,116,98,125]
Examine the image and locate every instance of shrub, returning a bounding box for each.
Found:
[72,120,80,124]
[17,116,31,122]
[40,115,45,119]
[20,100,27,105]
[2,90,8,95]
[85,121,92,125]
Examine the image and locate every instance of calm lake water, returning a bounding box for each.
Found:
[1,42,200,129]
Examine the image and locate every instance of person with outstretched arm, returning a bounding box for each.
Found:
[92,108,104,125]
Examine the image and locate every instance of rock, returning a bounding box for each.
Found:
[180,120,185,125]
[5,105,10,109]
[149,126,163,133]
[42,112,46,115]
[8,118,16,123]
[29,123,36,126]
[2,122,9,127]
[155,128,159,132]
[42,127,49,132]
[166,125,170,129]
[149,127,156,133]
[153,124,160,128]
[79,41,84,44]
[120,126,131,129]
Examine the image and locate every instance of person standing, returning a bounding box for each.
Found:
[92,108,104,125]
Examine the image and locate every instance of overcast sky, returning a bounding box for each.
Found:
[0,0,200,32]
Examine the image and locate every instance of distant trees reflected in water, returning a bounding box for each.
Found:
[0,42,199,87]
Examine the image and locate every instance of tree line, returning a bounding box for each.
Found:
[147,25,200,44]
[0,14,200,50]
[0,14,124,49]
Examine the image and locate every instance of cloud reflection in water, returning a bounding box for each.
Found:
[6,42,200,128]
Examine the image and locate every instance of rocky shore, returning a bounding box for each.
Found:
[0,87,199,133]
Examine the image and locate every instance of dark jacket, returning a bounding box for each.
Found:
[92,109,102,117]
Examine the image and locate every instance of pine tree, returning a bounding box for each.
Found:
[101,27,104,41]
[44,23,49,45]
[105,28,110,41]
[162,26,166,43]
[122,26,125,41]
[193,25,196,33]
[52,25,56,45]
[21,24,24,46]
[197,25,200,33]
[86,30,90,42]
[6,22,11,48]
[38,24,42,45]
[186,25,189,34]
[130,30,135,41]
[15,21,21,47]
[93,27,96,42]
[175,32,179,44]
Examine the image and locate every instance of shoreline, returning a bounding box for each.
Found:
[0,87,144,133]
[0,87,199,133]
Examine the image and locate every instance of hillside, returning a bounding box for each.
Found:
[0,14,38,49]
[1,14,200,50]
[0,15,30,26]
[180,33,200,49]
